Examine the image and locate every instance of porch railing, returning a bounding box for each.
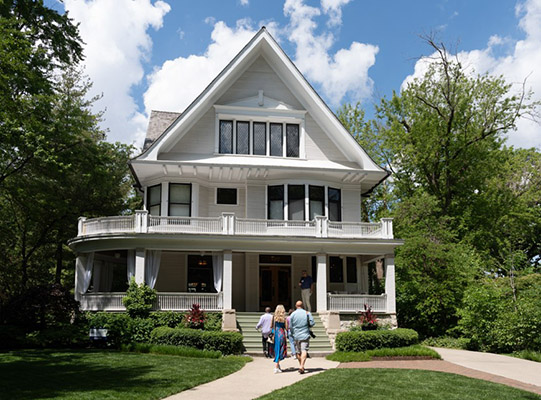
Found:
[327,293,387,313]
[79,292,223,312]
[78,212,394,239]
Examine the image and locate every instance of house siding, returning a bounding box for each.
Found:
[207,187,246,218]
[342,188,361,222]
[304,114,348,162]
[167,108,215,156]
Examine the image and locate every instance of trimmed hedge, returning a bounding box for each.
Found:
[150,327,244,355]
[335,328,419,352]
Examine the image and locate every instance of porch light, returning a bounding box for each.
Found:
[198,258,208,266]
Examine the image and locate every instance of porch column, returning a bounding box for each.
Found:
[316,253,327,312]
[384,255,396,313]
[135,248,145,284]
[223,250,233,309]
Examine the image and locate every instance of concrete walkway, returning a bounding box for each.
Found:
[164,356,339,400]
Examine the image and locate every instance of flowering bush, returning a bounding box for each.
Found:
[358,304,378,330]
[186,304,205,329]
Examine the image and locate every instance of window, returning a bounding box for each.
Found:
[259,254,291,264]
[219,120,233,154]
[147,184,161,216]
[288,184,305,220]
[347,257,357,283]
[328,187,342,221]
[253,122,266,155]
[286,124,299,157]
[329,256,343,283]
[169,183,191,216]
[236,121,250,154]
[268,185,284,220]
[217,188,237,205]
[270,123,283,156]
[187,255,215,293]
[309,185,324,220]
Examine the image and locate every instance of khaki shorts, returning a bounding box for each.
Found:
[295,339,310,354]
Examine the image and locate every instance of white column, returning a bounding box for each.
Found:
[384,255,396,313]
[223,250,233,309]
[135,248,145,284]
[316,253,327,312]
[161,182,168,216]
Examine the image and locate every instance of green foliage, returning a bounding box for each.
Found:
[122,278,157,319]
[327,345,440,362]
[458,274,541,352]
[335,328,419,352]
[121,343,222,359]
[24,324,88,348]
[421,336,471,350]
[149,311,185,328]
[202,312,223,331]
[150,326,245,355]
[86,312,133,347]
[511,350,541,363]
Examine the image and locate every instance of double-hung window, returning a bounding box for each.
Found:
[147,184,161,216]
[288,184,305,220]
[268,185,284,220]
[328,187,342,221]
[309,185,324,220]
[169,183,191,217]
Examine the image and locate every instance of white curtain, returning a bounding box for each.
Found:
[127,249,135,283]
[212,253,223,293]
[145,250,162,289]
[76,252,94,299]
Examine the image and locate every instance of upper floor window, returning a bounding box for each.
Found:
[253,122,266,155]
[169,183,191,217]
[270,123,283,156]
[286,124,299,157]
[147,184,161,216]
[219,120,233,154]
[288,184,305,220]
[328,187,342,221]
[217,188,237,205]
[236,121,250,155]
[309,185,324,220]
[268,185,284,220]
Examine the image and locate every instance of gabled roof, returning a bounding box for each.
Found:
[133,27,387,178]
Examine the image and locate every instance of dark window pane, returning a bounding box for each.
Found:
[219,120,233,154]
[217,188,237,204]
[169,183,191,217]
[270,123,283,156]
[311,256,317,282]
[347,257,357,283]
[253,122,266,155]
[236,121,250,154]
[286,124,299,157]
[147,184,161,216]
[309,185,324,220]
[268,185,284,220]
[288,184,305,220]
[328,187,341,221]
[260,255,292,264]
[329,256,343,283]
[187,255,215,293]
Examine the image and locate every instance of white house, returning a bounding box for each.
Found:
[69,28,402,330]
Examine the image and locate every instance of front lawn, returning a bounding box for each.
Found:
[0,349,249,400]
[327,345,441,362]
[257,369,541,400]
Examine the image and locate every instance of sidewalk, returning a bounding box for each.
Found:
[164,356,339,400]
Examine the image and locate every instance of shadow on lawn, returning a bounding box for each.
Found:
[0,349,170,399]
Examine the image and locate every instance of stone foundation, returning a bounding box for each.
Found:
[222,309,238,331]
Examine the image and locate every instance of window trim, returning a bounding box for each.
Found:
[169,183,191,217]
[216,187,238,205]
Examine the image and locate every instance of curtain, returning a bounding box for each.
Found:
[76,252,94,300]
[212,253,223,293]
[145,250,162,289]
[127,249,135,283]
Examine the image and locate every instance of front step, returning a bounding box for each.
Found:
[236,312,333,355]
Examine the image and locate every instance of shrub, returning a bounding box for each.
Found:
[24,324,88,348]
[185,304,205,329]
[122,278,157,319]
[421,336,471,350]
[150,326,244,355]
[150,311,184,328]
[203,312,222,331]
[335,328,419,352]
[86,312,133,347]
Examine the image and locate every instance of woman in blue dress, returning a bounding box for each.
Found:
[269,304,288,373]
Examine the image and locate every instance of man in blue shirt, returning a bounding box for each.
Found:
[290,300,315,374]
[298,270,314,312]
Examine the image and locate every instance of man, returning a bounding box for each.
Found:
[255,307,273,357]
[298,270,314,312]
[289,300,315,374]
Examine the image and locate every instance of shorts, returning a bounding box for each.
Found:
[295,339,310,354]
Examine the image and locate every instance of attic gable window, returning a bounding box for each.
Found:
[286,124,299,157]
[219,120,233,154]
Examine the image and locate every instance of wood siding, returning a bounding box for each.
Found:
[304,114,348,162]
[342,188,361,222]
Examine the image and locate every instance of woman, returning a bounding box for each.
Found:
[268,304,288,373]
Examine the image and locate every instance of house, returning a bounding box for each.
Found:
[69,27,402,332]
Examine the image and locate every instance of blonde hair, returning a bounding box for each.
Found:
[274,304,286,323]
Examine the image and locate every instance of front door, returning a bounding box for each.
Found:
[259,266,291,310]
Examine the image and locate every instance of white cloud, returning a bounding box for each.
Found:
[63,0,170,145]
[321,0,352,27]
[402,0,541,149]
[239,0,249,6]
[284,0,378,106]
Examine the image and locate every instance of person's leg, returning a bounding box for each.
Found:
[301,289,311,312]
[262,335,268,357]
[298,340,309,373]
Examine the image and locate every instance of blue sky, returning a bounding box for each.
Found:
[51,0,540,149]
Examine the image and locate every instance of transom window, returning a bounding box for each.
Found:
[169,183,191,217]
[218,119,300,158]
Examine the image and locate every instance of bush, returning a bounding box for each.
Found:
[203,312,222,331]
[86,312,133,347]
[0,325,26,349]
[123,278,157,318]
[150,327,244,355]
[24,324,88,348]
[335,328,419,352]
[422,336,471,350]
[150,311,184,328]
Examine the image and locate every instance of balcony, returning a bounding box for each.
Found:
[77,211,394,240]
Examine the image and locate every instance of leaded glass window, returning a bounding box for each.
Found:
[219,120,233,154]
[286,124,299,157]
[270,123,283,156]
[253,122,266,155]
[236,121,250,154]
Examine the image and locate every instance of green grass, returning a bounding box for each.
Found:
[0,349,249,400]
[326,345,441,362]
[121,342,222,358]
[257,369,541,400]
[510,350,541,363]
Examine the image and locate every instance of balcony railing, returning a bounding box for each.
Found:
[327,293,387,313]
[78,212,394,239]
[79,292,223,311]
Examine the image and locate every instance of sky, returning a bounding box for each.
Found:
[48,0,541,150]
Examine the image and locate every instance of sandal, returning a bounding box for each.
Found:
[298,368,305,374]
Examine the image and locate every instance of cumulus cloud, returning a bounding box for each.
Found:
[63,0,170,145]
[321,0,352,27]
[402,0,541,149]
